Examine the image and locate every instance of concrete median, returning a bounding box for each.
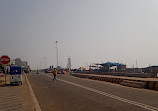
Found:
[72,73,158,91]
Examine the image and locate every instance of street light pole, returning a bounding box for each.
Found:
[55,41,58,70]
[44,57,46,69]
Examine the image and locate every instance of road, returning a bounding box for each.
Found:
[27,72,158,111]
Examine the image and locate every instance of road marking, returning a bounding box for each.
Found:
[46,75,158,111]
[25,75,41,111]
[71,74,158,94]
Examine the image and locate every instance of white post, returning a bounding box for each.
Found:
[55,41,58,70]
[4,65,6,84]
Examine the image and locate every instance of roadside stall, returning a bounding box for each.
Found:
[10,66,23,85]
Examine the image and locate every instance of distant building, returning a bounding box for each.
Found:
[14,58,30,73]
[10,59,15,66]
[143,66,158,74]
[15,58,22,67]
[151,66,158,74]
[117,65,126,72]
[21,61,28,68]
[126,68,142,73]
[15,58,28,68]
[95,62,126,72]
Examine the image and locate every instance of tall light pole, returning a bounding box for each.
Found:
[55,41,58,70]
[44,57,46,69]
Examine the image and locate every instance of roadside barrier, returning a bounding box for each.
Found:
[145,81,158,91]
[120,80,146,88]
[149,81,154,89]
[155,82,158,90]
[72,74,124,84]
[72,73,158,91]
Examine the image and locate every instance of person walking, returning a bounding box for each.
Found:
[52,68,57,81]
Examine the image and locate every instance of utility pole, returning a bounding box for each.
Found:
[55,41,58,70]
[67,57,71,71]
[44,57,46,69]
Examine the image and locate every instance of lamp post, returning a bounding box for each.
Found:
[55,41,58,70]
[43,57,46,69]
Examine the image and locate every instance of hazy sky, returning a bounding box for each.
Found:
[0,0,158,69]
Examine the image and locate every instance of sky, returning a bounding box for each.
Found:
[0,0,158,69]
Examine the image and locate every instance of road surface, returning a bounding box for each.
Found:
[27,72,158,111]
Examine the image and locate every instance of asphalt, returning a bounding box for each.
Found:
[27,72,158,111]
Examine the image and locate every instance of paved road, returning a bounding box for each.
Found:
[27,72,158,111]
[0,75,35,111]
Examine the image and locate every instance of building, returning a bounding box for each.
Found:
[95,62,126,72]
[10,59,15,66]
[14,58,30,73]
[142,66,158,74]
[15,58,28,68]
[126,68,143,73]
[21,61,28,68]
[15,58,22,67]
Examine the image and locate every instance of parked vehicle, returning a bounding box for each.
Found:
[45,69,48,73]
[10,66,23,85]
[60,69,66,74]
[45,68,53,73]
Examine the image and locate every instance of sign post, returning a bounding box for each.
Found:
[0,55,10,85]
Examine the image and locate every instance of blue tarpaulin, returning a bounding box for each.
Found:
[99,62,124,67]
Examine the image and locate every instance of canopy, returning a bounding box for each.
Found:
[97,62,124,67]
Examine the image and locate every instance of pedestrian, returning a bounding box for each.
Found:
[89,68,91,73]
[69,69,72,75]
[52,68,57,81]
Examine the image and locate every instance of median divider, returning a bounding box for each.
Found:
[145,81,158,91]
[72,73,158,91]
[155,82,158,90]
